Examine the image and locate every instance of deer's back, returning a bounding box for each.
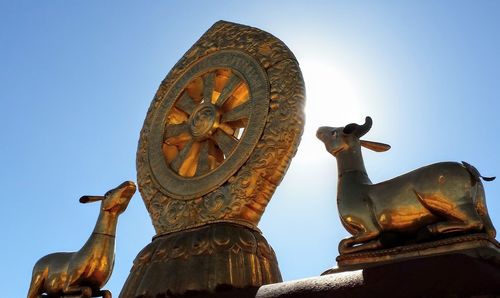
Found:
[369,162,472,231]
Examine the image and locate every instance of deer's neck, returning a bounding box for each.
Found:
[92,210,119,237]
[77,210,119,257]
[336,147,372,185]
[76,210,119,279]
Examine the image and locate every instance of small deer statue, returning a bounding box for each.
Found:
[27,181,136,298]
[317,117,496,254]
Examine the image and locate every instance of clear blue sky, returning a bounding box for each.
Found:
[1,1,499,296]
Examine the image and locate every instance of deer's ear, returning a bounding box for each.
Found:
[79,195,105,204]
[360,140,391,152]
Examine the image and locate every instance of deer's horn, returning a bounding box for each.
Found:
[343,116,373,137]
[355,116,372,137]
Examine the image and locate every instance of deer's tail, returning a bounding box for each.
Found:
[462,161,496,182]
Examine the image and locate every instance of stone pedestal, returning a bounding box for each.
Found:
[256,252,500,297]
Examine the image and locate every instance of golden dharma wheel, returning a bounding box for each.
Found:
[123,21,305,296]
[137,21,305,235]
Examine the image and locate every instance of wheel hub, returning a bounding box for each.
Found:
[189,103,218,139]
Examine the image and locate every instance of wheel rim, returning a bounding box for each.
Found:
[146,51,269,200]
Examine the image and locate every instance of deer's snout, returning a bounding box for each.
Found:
[316,126,334,143]
[118,181,136,200]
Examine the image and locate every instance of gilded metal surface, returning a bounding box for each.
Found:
[125,20,304,296]
[119,223,281,297]
[317,117,496,255]
[27,181,136,298]
[137,20,305,236]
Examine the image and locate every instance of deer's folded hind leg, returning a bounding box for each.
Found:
[427,202,483,235]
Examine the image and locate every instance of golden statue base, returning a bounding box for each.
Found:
[119,222,281,297]
[324,233,499,274]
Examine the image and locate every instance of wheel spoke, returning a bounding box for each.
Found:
[170,140,194,173]
[216,74,241,107]
[208,139,224,164]
[162,143,178,163]
[226,119,247,129]
[212,129,238,157]
[164,123,189,139]
[222,83,249,111]
[221,101,251,123]
[203,72,216,103]
[186,77,203,101]
[196,141,210,175]
[167,107,188,124]
[218,123,235,136]
[176,92,197,115]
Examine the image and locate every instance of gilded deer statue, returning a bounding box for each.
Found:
[27,181,136,298]
[317,117,496,254]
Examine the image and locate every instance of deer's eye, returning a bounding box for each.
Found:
[331,131,337,137]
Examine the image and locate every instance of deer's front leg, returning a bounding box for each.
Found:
[339,237,355,253]
[339,232,382,254]
[339,213,382,254]
[62,286,92,298]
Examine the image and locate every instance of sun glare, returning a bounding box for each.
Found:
[297,57,365,162]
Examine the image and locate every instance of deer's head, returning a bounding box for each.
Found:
[79,181,136,214]
[316,116,391,157]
